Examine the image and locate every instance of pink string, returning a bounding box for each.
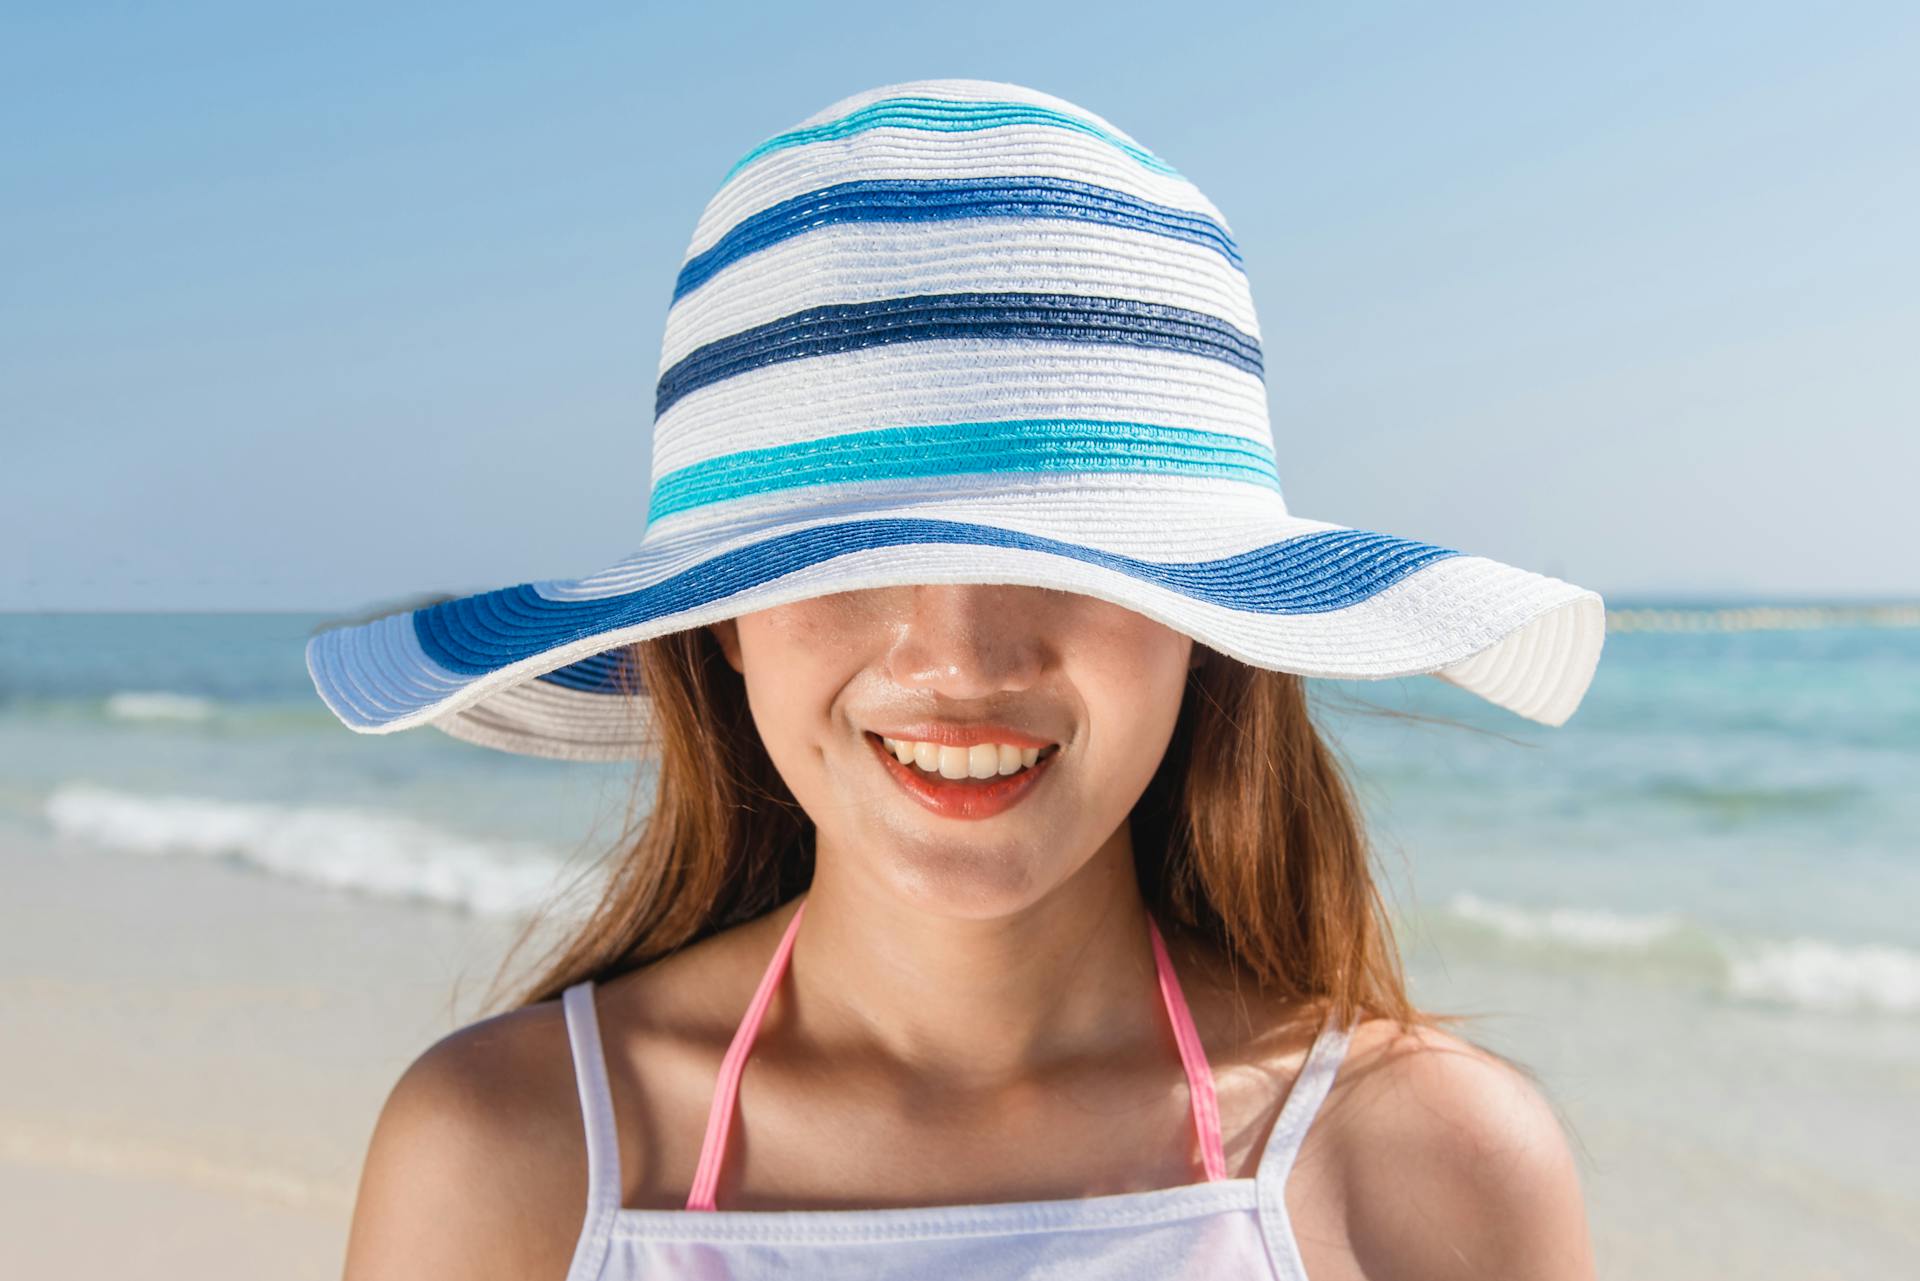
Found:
[684,897,809,1211]
[684,899,1227,1209]
[1147,913,1229,1181]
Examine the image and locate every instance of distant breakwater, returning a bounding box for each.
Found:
[1607,602,1920,632]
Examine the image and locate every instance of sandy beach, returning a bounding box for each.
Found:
[0,827,519,1279]
[7,816,1916,1280]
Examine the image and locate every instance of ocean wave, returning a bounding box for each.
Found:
[43,783,578,915]
[103,691,216,722]
[1446,892,1687,950]
[0,691,340,735]
[1727,938,1920,1015]
[1438,893,1920,1016]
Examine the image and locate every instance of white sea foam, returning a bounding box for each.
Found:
[103,691,215,722]
[1443,892,1920,1015]
[1728,937,1920,1015]
[43,783,575,916]
[1446,892,1686,950]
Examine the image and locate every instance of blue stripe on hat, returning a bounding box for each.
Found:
[644,419,1282,528]
[674,176,1242,303]
[725,97,1179,183]
[536,647,634,694]
[655,292,1264,420]
[403,521,1464,684]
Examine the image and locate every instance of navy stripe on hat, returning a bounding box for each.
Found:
[655,292,1264,419]
[673,175,1244,303]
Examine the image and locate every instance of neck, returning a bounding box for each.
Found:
[786,830,1165,1089]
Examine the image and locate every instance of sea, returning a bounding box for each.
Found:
[3,605,1917,1272]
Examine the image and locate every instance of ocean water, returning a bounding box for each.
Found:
[1,607,1916,1018]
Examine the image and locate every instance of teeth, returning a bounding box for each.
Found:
[881,737,1049,778]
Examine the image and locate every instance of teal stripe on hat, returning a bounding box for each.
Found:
[725,97,1180,183]
[644,418,1281,528]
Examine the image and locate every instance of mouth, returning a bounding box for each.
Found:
[863,731,1062,820]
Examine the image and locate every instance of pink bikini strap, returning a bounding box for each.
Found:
[1147,912,1229,1181]
[684,898,810,1212]
[684,898,1228,1211]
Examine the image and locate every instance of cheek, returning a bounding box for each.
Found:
[735,618,862,780]
[1077,636,1191,786]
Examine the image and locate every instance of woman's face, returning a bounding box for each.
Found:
[707,584,1198,919]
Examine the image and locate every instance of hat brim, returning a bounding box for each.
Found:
[306,506,1604,762]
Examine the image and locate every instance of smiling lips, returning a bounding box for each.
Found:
[864,731,1061,820]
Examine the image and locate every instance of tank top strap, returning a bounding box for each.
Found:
[560,981,623,1260]
[1252,1005,1355,1279]
[1255,1004,1353,1186]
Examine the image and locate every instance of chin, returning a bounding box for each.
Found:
[879,845,1065,921]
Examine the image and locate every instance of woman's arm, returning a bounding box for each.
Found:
[341,1006,587,1281]
[1332,1023,1599,1281]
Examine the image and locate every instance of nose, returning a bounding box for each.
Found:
[883,583,1049,701]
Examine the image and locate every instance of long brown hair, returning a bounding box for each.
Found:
[487,624,1472,1044]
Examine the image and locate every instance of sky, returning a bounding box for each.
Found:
[3,1,1916,611]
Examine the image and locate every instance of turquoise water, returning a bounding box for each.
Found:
[1,607,1915,1016]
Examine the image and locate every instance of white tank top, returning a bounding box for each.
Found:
[558,900,1354,1280]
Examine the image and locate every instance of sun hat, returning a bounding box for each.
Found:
[304,77,1606,762]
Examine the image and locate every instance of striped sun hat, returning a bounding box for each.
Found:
[306,78,1606,761]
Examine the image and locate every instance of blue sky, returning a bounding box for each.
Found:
[4,1,1915,610]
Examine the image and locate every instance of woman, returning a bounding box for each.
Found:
[310,79,1603,1280]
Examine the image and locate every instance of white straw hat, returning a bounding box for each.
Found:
[305,78,1606,761]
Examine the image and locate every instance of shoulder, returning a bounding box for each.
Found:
[1318,1017,1597,1281]
[342,995,588,1281]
